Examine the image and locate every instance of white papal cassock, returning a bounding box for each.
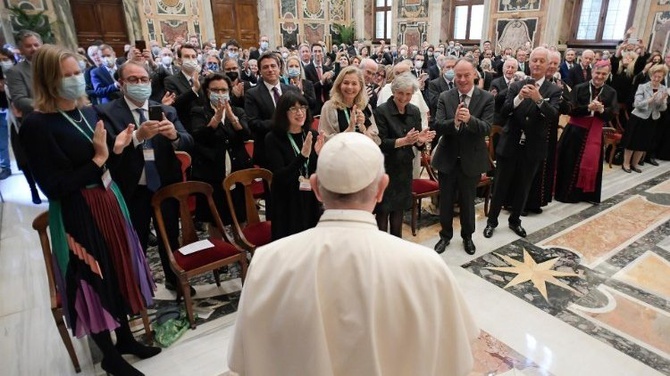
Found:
[228,209,479,376]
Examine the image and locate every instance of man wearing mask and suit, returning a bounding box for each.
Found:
[91,44,122,103]
[432,58,494,255]
[164,44,202,132]
[150,47,179,102]
[249,35,270,61]
[245,52,300,167]
[98,61,194,294]
[483,47,562,239]
[427,55,458,131]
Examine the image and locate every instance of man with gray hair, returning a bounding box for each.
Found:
[489,57,518,127]
[432,57,494,255]
[484,47,562,239]
[228,132,478,376]
[359,58,379,108]
[566,49,594,88]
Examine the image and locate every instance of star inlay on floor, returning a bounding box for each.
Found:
[486,249,580,302]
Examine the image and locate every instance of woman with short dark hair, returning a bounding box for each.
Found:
[265,91,324,240]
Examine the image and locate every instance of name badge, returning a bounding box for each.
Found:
[143,148,155,161]
[298,176,311,191]
[101,169,112,190]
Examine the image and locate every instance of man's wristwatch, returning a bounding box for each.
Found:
[535,98,544,105]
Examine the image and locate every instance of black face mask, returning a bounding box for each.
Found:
[226,71,239,81]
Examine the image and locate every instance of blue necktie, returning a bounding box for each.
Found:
[136,108,161,191]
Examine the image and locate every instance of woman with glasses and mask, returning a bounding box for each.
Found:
[265,91,325,240]
[20,45,160,376]
[190,73,253,225]
[284,55,317,114]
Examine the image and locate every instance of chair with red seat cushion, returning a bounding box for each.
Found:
[223,168,273,256]
[31,212,153,373]
[151,181,248,329]
[243,141,267,199]
[410,151,441,236]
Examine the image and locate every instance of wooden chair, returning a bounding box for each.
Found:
[32,212,153,373]
[410,151,440,236]
[151,181,248,329]
[243,141,267,199]
[223,168,273,255]
[487,125,503,164]
[603,104,626,168]
[175,151,196,212]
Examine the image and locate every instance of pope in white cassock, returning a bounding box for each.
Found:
[227,132,479,376]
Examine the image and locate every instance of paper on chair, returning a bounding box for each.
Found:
[178,239,214,255]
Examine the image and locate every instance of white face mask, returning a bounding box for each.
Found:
[104,56,116,68]
[181,58,200,72]
[415,60,424,69]
[161,56,173,66]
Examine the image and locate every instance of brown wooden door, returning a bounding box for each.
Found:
[211,0,259,49]
[70,0,129,56]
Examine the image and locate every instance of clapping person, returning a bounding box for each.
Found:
[265,91,325,240]
[621,64,668,172]
[285,55,318,114]
[375,74,435,237]
[189,73,252,225]
[319,66,380,144]
[20,44,160,376]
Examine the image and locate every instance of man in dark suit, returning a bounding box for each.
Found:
[516,49,531,76]
[150,47,179,102]
[558,49,576,81]
[245,52,299,167]
[489,58,519,126]
[432,58,494,255]
[565,49,594,88]
[483,47,562,239]
[303,43,334,115]
[90,44,122,103]
[164,43,202,131]
[360,58,379,109]
[427,55,458,130]
[99,61,194,293]
[249,35,270,61]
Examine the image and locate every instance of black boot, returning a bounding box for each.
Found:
[115,316,162,359]
[90,331,144,376]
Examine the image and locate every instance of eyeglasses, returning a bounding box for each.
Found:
[288,105,308,114]
[209,88,228,93]
[124,76,151,84]
[375,73,386,78]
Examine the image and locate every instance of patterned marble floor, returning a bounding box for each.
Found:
[1,159,668,376]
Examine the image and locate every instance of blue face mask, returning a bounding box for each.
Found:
[209,92,229,104]
[124,83,152,102]
[444,69,455,81]
[287,67,301,77]
[228,51,239,60]
[206,62,219,72]
[260,41,269,50]
[60,74,86,100]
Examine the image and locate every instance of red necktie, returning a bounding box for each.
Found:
[316,66,323,80]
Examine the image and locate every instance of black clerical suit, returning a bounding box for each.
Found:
[486,78,562,229]
[98,99,194,287]
[432,87,494,241]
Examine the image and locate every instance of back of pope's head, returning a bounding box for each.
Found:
[314,132,388,209]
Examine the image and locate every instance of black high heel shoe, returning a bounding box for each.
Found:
[622,165,631,173]
[631,166,642,173]
[116,340,162,359]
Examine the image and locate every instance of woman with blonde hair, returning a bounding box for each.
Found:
[20,44,160,375]
[284,55,317,113]
[319,65,380,143]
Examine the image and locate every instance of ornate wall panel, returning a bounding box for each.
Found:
[137,0,207,45]
[498,0,541,12]
[496,18,538,51]
[394,0,429,46]
[276,0,352,47]
[645,1,670,56]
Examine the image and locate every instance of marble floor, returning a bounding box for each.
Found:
[1,159,669,376]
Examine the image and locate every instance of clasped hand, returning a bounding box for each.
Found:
[588,100,604,113]
[519,84,541,102]
[300,131,326,157]
[454,102,471,127]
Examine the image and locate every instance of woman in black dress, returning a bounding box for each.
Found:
[190,73,253,224]
[265,91,325,240]
[374,74,435,237]
[621,64,669,172]
[20,45,160,375]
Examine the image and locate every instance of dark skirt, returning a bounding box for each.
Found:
[377,155,413,213]
[554,124,603,204]
[621,114,657,151]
